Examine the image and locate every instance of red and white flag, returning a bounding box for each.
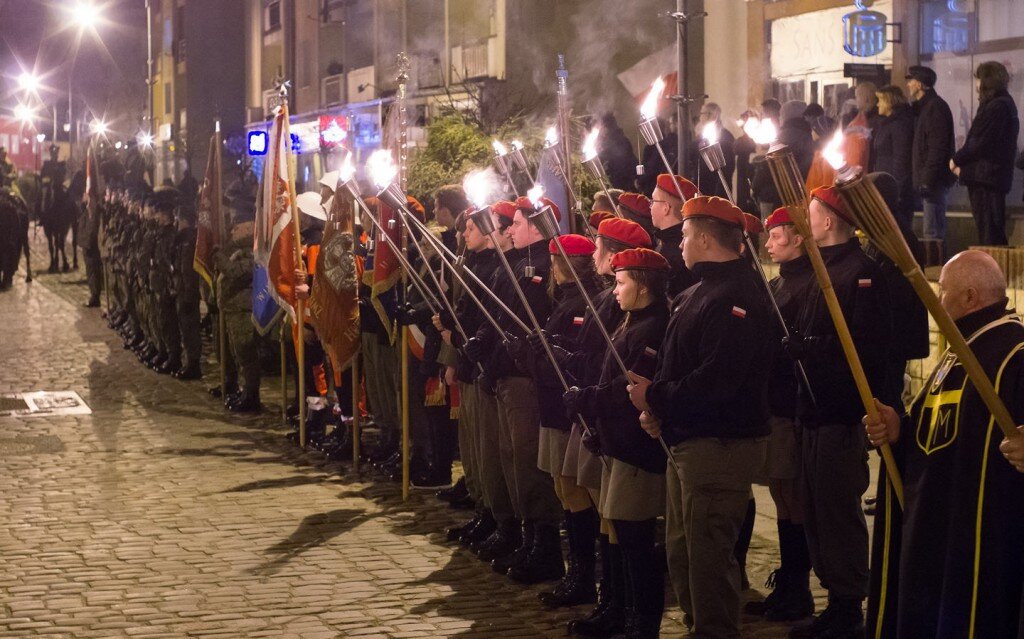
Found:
[254,104,301,319]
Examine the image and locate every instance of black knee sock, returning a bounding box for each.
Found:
[613,518,662,617]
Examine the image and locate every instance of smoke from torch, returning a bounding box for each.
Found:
[746,118,778,146]
[640,76,666,122]
[511,140,524,151]
[339,151,356,184]
[492,140,509,157]
[581,127,601,162]
[367,149,398,189]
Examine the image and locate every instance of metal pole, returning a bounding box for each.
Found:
[352,351,360,470]
[280,323,287,426]
[398,208,531,334]
[146,0,154,142]
[549,237,681,479]
[676,0,689,177]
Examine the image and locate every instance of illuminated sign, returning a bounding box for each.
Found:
[843,1,889,58]
[319,115,349,149]
[248,130,268,156]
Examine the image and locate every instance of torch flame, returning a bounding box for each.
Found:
[545,126,559,147]
[339,151,356,184]
[747,118,778,146]
[581,127,601,162]
[640,76,665,121]
[366,149,398,189]
[492,140,509,156]
[527,184,545,209]
[701,121,719,146]
[463,168,500,210]
[511,139,524,151]
[822,129,846,170]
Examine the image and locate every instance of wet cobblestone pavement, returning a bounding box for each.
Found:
[0,242,850,637]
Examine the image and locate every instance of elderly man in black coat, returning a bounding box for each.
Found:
[906,65,956,246]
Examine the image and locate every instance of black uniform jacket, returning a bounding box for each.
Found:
[474,241,551,379]
[647,258,774,446]
[794,239,892,426]
[559,283,621,389]
[577,300,670,474]
[452,248,501,382]
[653,223,698,299]
[528,277,604,431]
[767,254,816,419]
[867,301,1024,639]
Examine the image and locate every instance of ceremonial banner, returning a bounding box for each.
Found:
[193,135,222,288]
[309,193,360,371]
[368,103,404,341]
[251,129,284,335]
[254,105,299,322]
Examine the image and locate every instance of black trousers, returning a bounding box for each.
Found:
[968,186,1009,246]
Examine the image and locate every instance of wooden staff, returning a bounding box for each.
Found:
[281,103,306,446]
[765,146,905,508]
[835,166,1018,440]
[398,53,412,502]
[352,351,361,470]
[280,322,287,425]
[214,121,228,412]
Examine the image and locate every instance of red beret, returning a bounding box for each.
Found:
[549,234,596,256]
[515,195,562,222]
[611,247,670,272]
[681,196,744,229]
[490,200,517,223]
[743,213,764,235]
[597,217,653,249]
[655,174,699,201]
[589,210,615,229]
[811,186,856,226]
[764,206,794,230]
[618,192,652,217]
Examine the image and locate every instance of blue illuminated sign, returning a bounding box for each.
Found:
[248,131,268,156]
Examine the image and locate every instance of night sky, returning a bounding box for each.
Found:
[0,0,147,135]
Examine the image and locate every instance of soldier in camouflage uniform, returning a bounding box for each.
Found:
[216,204,261,412]
[171,200,202,380]
[144,187,182,375]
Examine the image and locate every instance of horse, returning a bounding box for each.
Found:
[0,188,30,290]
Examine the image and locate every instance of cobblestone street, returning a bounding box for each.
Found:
[0,253,848,638]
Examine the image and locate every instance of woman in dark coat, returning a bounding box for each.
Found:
[871,85,916,228]
[563,247,672,639]
[951,61,1020,245]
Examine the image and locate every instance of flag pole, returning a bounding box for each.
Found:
[397,53,411,502]
[280,323,287,425]
[214,120,228,407]
[281,101,307,447]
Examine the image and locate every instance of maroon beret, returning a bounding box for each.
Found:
[764,206,794,230]
[597,217,653,249]
[811,185,856,227]
[682,196,744,229]
[549,234,597,256]
[490,200,517,223]
[743,213,764,235]
[618,192,652,217]
[515,195,562,222]
[589,210,616,229]
[655,174,699,201]
[611,247,670,272]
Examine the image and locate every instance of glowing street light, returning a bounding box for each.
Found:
[36,133,46,144]
[69,2,102,30]
[17,72,41,94]
[14,104,36,123]
[137,132,154,148]
[90,119,108,136]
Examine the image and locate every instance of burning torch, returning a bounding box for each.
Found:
[764,132,906,508]
[638,76,688,202]
[580,126,616,220]
[492,140,523,197]
[527,184,683,479]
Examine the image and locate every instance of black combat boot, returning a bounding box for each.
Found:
[508,522,565,584]
[227,391,260,413]
[614,518,663,639]
[304,408,330,448]
[459,509,496,546]
[492,521,533,575]
[436,476,468,503]
[789,596,863,639]
[446,512,482,543]
[568,536,625,637]
[475,518,521,561]
[539,508,598,608]
[172,363,202,380]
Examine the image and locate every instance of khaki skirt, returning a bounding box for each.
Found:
[599,457,665,521]
[538,428,570,477]
[563,422,603,490]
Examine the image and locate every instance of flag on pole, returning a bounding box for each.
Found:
[309,193,361,372]
[253,105,300,323]
[193,135,222,288]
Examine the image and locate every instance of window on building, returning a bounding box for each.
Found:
[978,0,1024,42]
[322,0,345,24]
[264,0,282,33]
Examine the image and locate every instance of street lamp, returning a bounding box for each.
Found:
[17,71,41,94]
[14,104,36,123]
[138,132,154,148]
[69,2,102,30]
[90,119,108,136]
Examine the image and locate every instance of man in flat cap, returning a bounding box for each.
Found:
[906,65,955,251]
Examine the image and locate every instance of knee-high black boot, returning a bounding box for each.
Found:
[539,508,598,608]
[567,533,624,637]
[614,518,663,639]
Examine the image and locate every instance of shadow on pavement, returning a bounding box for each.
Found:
[250,508,375,577]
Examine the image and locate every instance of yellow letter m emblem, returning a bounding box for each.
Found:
[916,387,963,455]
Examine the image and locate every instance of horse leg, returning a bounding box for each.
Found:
[46,230,57,273]
[71,218,79,270]
[60,229,70,272]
